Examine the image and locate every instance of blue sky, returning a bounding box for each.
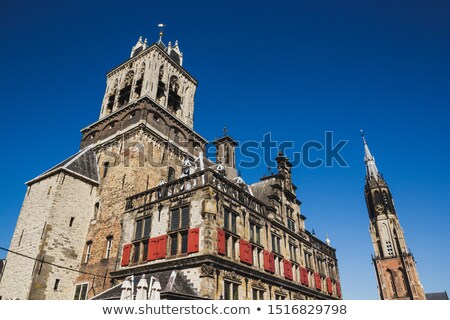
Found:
[1,1,449,299]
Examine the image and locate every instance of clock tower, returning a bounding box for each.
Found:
[362,133,426,300]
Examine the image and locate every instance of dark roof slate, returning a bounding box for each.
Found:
[426,292,449,300]
[250,177,275,206]
[29,147,99,185]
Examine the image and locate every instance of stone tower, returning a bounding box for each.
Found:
[362,133,426,300]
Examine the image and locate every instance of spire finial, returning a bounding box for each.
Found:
[157,23,166,41]
[223,126,228,136]
[360,129,367,144]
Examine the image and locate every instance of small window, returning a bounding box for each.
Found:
[224,281,239,300]
[74,283,88,300]
[168,167,176,182]
[103,162,110,178]
[54,279,60,291]
[85,242,92,263]
[94,202,100,219]
[105,237,113,259]
[252,288,265,300]
[271,234,281,255]
[47,186,52,195]
[69,217,75,227]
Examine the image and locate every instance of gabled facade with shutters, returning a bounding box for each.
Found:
[0,32,341,300]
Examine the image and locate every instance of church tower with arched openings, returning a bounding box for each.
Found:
[362,132,426,300]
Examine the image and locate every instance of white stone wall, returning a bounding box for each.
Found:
[0,172,97,300]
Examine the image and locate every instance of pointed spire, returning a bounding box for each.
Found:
[361,130,380,181]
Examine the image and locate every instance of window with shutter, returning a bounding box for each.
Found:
[336,281,342,298]
[147,238,158,261]
[315,272,322,290]
[121,244,132,266]
[263,250,271,272]
[188,228,200,253]
[217,229,226,255]
[326,277,333,294]
[300,267,309,286]
[284,259,293,280]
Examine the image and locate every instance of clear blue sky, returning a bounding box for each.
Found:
[1,1,449,299]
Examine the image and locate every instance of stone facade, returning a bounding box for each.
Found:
[1,34,342,300]
[0,171,96,299]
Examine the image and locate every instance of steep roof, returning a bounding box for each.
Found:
[27,147,99,186]
[92,271,201,300]
[425,292,449,300]
[250,176,276,206]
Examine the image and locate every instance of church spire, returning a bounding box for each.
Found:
[361,130,380,182]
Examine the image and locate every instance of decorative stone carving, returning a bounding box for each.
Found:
[251,279,266,290]
[223,270,242,283]
[200,264,215,278]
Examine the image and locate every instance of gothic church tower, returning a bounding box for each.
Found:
[362,133,426,300]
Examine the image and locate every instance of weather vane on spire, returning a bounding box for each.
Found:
[158,23,166,41]
[360,129,367,144]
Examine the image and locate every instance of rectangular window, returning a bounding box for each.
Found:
[132,243,140,263]
[168,207,189,256]
[289,243,297,262]
[85,242,92,263]
[142,240,149,261]
[105,237,113,259]
[252,288,265,300]
[170,206,189,231]
[224,208,237,234]
[224,281,239,300]
[74,283,88,300]
[135,217,151,240]
[271,234,281,255]
[275,293,286,300]
[249,222,261,245]
[135,219,143,239]
[253,247,263,269]
[54,279,60,291]
[304,251,312,269]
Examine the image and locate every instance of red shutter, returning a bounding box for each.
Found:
[269,252,275,273]
[239,239,246,263]
[300,267,309,286]
[156,235,167,259]
[247,242,253,265]
[188,228,200,253]
[336,281,342,298]
[217,229,226,255]
[263,250,271,272]
[121,244,132,266]
[283,259,293,280]
[327,277,333,294]
[147,238,158,261]
[315,272,322,291]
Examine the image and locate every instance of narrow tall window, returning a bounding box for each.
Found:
[224,281,239,300]
[168,206,189,256]
[132,217,151,263]
[54,279,60,291]
[94,202,100,219]
[271,234,281,255]
[286,206,296,232]
[103,162,110,178]
[168,167,176,182]
[69,217,75,227]
[85,242,92,263]
[249,222,261,245]
[105,237,113,259]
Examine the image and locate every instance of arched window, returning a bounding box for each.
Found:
[168,167,176,182]
[118,71,134,107]
[94,202,100,219]
[103,162,110,178]
[157,65,166,105]
[168,76,181,112]
[134,64,145,98]
[387,269,398,297]
[374,191,382,205]
[398,268,408,296]
[106,79,118,114]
